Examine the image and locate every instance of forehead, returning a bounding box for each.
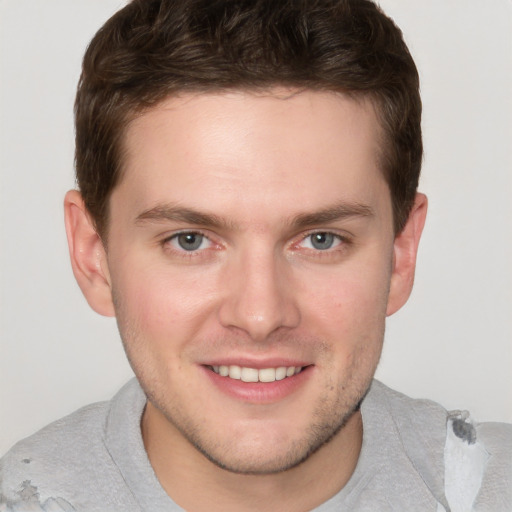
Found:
[114,89,389,225]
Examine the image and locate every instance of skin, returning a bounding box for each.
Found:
[65,89,427,511]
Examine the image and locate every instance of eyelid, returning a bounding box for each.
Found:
[288,229,354,258]
[162,228,210,241]
[159,228,351,256]
[172,232,211,251]
[161,229,220,253]
[301,233,341,250]
[296,229,350,245]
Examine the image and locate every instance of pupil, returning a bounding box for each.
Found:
[178,233,202,251]
[312,233,334,250]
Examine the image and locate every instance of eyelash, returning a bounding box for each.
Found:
[161,230,216,257]
[293,231,352,259]
[298,231,345,249]
[160,229,352,259]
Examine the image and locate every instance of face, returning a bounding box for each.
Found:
[97,90,404,474]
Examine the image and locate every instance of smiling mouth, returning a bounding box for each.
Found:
[209,365,304,383]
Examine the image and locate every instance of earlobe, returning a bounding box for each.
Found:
[386,193,428,316]
[64,190,115,317]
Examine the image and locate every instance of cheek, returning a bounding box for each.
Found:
[111,262,219,348]
[300,259,391,336]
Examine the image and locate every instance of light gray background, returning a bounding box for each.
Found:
[1,0,511,455]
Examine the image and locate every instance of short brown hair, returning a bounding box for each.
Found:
[75,0,422,238]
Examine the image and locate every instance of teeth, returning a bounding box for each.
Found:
[241,367,259,383]
[228,365,242,380]
[212,365,303,383]
[259,368,277,383]
[275,367,287,381]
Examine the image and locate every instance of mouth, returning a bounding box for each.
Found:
[208,365,304,383]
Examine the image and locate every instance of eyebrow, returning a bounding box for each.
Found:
[135,201,374,230]
[135,204,233,230]
[290,202,374,229]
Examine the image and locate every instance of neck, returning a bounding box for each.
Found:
[142,403,363,512]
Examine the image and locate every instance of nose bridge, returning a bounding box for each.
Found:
[218,243,300,340]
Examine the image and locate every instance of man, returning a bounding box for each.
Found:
[1,0,510,510]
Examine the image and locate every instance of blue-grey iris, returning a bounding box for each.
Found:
[177,233,203,251]
[310,233,335,250]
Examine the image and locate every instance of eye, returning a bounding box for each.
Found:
[300,232,342,251]
[168,232,211,252]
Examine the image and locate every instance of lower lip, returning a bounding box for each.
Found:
[201,366,313,404]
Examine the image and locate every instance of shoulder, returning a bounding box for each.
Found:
[473,421,512,510]
[0,400,110,508]
[477,419,512,448]
[366,379,449,431]
[0,380,144,511]
[1,398,109,460]
[366,380,512,510]
[370,380,512,460]
[369,380,512,446]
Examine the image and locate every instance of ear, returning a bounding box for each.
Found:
[64,190,115,317]
[386,193,428,316]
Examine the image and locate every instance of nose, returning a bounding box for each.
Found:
[218,249,301,341]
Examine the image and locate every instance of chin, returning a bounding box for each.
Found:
[154,377,368,476]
